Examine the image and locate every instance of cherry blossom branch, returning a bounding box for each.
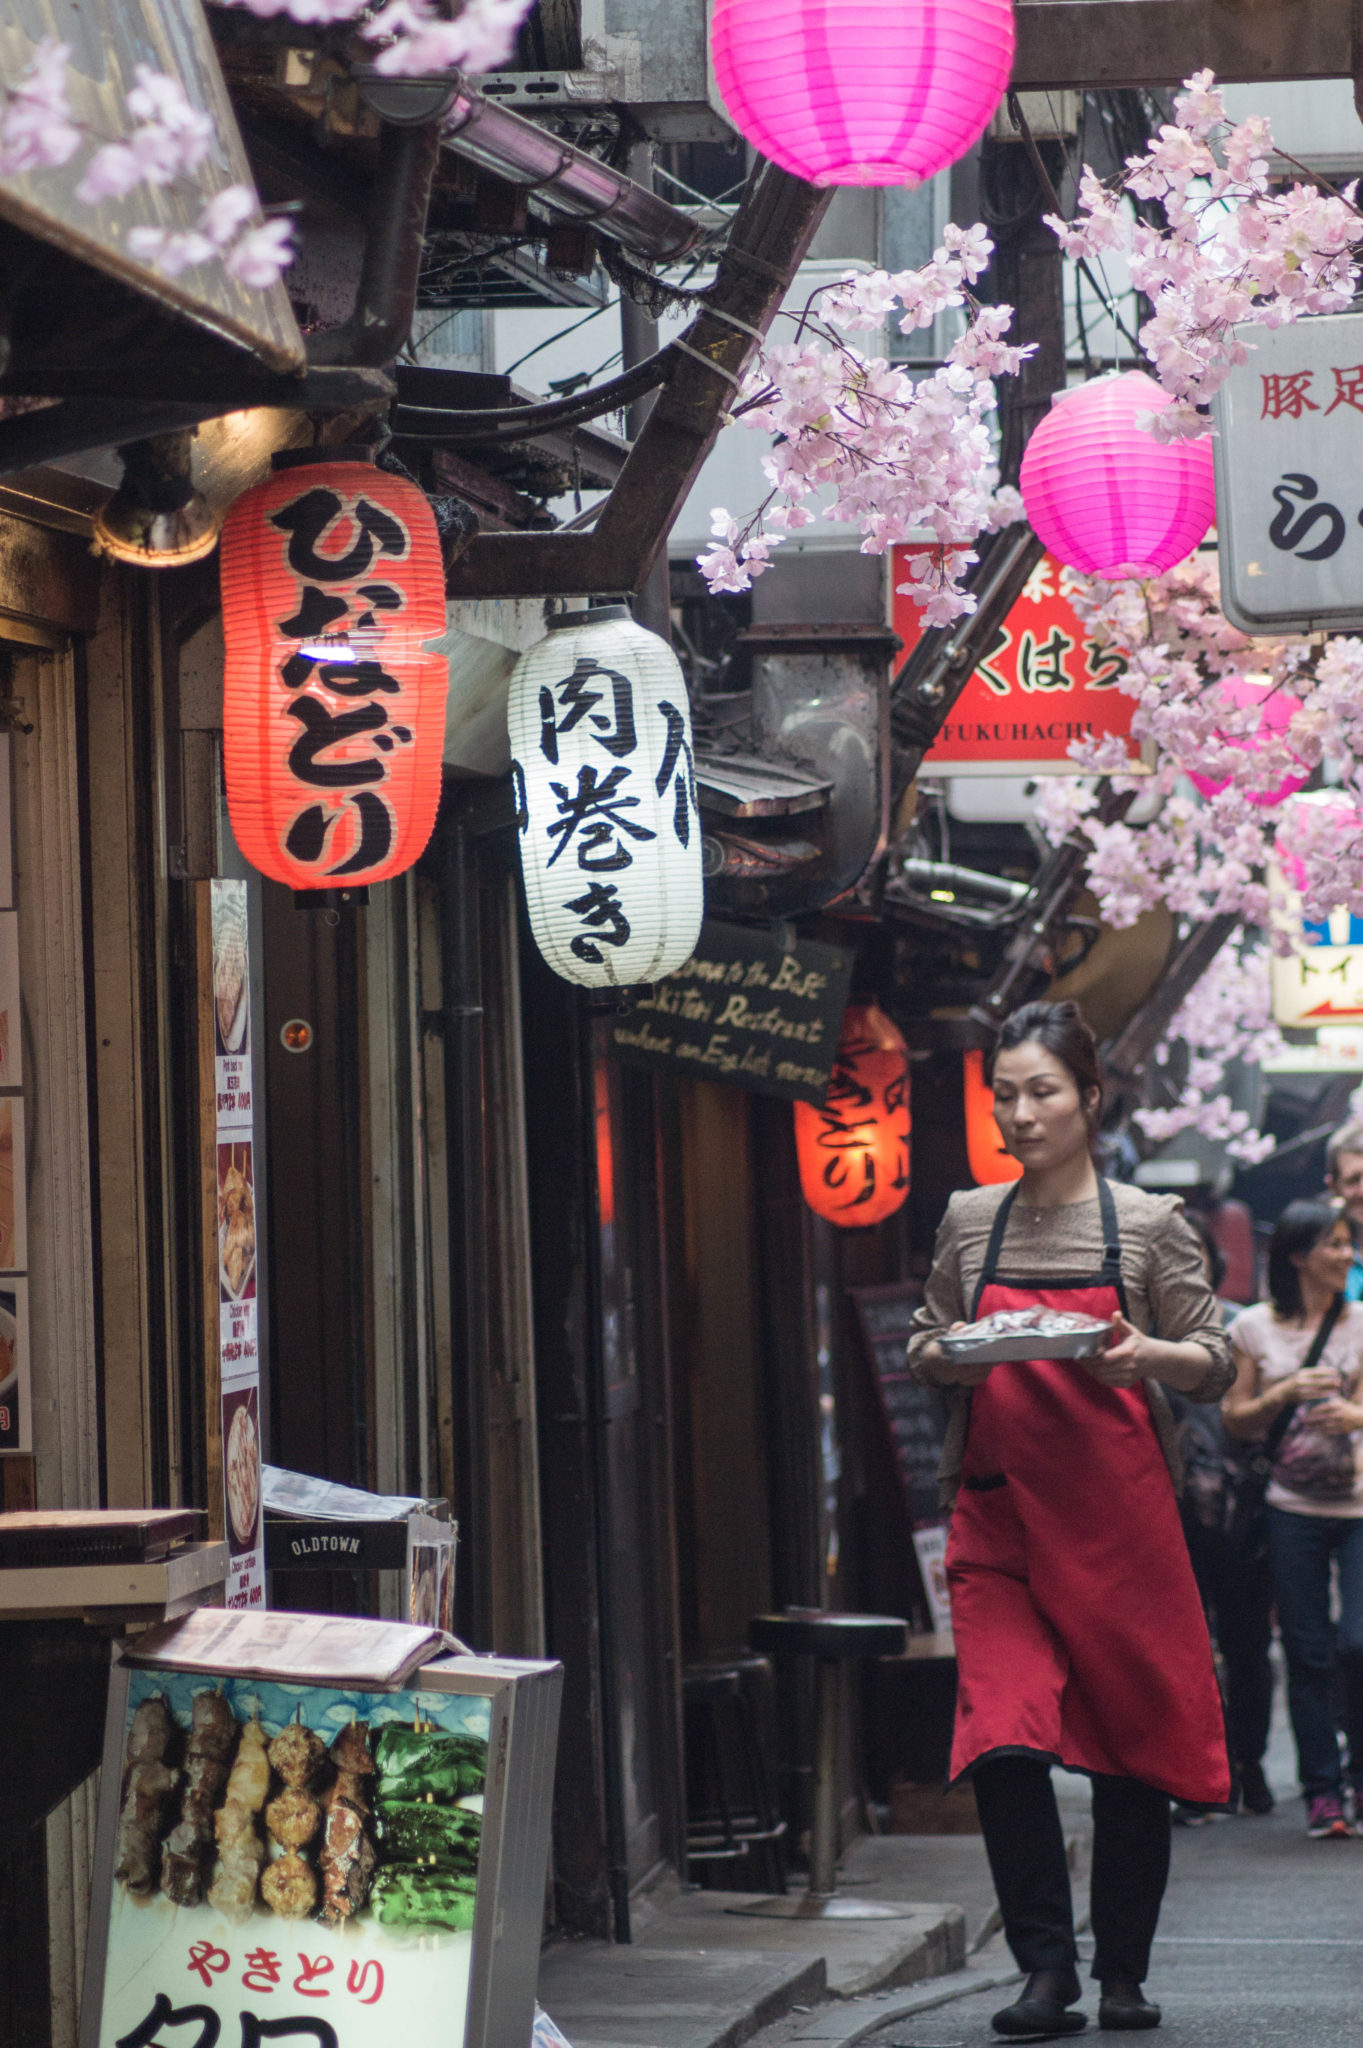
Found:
[698,224,1031,623]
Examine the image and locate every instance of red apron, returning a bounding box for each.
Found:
[946,1178,1230,1805]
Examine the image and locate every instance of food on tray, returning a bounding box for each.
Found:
[158,1692,237,1906]
[939,1307,1113,1364]
[219,1162,255,1297]
[261,1849,317,1919]
[208,1717,270,1922]
[374,1725,486,1804]
[225,1402,260,1546]
[369,1863,478,1931]
[375,1799,481,1867]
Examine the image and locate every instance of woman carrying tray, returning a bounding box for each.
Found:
[909,1000,1232,2039]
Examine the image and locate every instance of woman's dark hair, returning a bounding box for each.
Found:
[1268,1198,1345,1319]
[1183,1208,1227,1295]
[986,999,1104,1130]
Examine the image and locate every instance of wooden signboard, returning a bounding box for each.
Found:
[608,919,854,1106]
[850,1282,950,1528]
[0,2,303,372]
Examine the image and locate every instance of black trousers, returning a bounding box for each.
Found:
[973,1755,1172,1984]
[1182,1518,1275,1774]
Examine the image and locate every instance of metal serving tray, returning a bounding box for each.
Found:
[939,1319,1112,1366]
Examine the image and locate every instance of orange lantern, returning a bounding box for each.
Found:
[220,449,448,890]
[964,1046,1023,1184]
[795,1003,910,1226]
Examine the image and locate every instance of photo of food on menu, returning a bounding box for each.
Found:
[96,1669,490,2043]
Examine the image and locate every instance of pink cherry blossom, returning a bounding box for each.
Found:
[0,37,80,176]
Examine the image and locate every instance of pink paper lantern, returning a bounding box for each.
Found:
[1187,677,1309,808]
[1019,372,1216,579]
[709,0,1015,188]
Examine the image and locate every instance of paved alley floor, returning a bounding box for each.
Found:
[858,1719,1363,2048]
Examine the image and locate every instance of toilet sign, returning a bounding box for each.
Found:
[1215,311,1363,634]
[1271,905,1363,1026]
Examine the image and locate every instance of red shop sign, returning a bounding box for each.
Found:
[889,547,1138,774]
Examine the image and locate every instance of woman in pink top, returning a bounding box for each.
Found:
[1224,1199,1363,1838]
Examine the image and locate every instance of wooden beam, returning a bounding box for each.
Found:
[443,163,831,599]
[1013,0,1352,91]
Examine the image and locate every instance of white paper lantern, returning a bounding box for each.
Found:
[507,606,704,987]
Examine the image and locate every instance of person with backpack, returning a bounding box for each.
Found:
[1223,1199,1363,1838]
[1168,1212,1275,1824]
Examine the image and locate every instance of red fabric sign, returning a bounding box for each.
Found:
[889,548,1139,772]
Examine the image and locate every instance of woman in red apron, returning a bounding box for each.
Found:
[910,1001,1232,2039]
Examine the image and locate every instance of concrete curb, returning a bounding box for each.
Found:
[785,1967,1023,2048]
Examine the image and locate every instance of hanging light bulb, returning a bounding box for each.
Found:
[92,429,221,567]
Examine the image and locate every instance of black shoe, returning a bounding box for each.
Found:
[1238,1761,1274,1816]
[1097,1980,1161,2031]
[993,1969,1087,2039]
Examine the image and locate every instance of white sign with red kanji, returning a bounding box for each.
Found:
[1215,311,1363,633]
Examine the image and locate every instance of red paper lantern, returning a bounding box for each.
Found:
[220,450,448,890]
[795,1003,911,1226]
[964,1047,1022,1185]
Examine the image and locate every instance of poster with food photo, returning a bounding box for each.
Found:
[219,1142,257,1305]
[0,1277,29,1454]
[222,1385,262,1563]
[92,1669,489,2047]
[212,880,252,1129]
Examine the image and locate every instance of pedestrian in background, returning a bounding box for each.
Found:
[1325,1119,1363,1300]
[1168,1211,1275,1825]
[911,1000,1232,2037]
[1224,1200,1363,1838]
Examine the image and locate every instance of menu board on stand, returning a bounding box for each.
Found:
[211,881,263,1607]
[79,1609,563,2048]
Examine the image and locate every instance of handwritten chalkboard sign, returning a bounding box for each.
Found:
[851,1283,950,1527]
[609,919,853,1105]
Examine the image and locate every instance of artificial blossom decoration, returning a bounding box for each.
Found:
[697,224,1030,625]
[1131,934,1283,1166]
[1045,69,1363,439]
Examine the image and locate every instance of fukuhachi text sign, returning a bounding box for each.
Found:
[889,549,1137,774]
[1215,311,1363,634]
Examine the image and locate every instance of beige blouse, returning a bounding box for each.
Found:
[907,1181,1235,1509]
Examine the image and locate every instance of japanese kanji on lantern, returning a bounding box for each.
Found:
[794,1003,911,1226]
[506,606,704,988]
[1215,310,1363,634]
[80,1610,562,2048]
[219,449,448,891]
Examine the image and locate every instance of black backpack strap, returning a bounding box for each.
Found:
[1097,1176,1122,1285]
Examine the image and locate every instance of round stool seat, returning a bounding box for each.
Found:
[682,1665,742,1703]
[749,1608,908,1660]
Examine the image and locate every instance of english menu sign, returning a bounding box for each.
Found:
[609,920,854,1105]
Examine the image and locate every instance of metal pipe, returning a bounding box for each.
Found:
[441,81,700,263]
[896,859,1030,908]
[308,116,444,366]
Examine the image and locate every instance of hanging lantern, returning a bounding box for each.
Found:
[219,448,448,891]
[710,0,1014,189]
[964,1047,1023,1185]
[506,606,704,988]
[794,1003,910,1226]
[1186,676,1309,808]
[1019,372,1216,579]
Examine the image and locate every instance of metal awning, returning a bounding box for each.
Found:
[694,752,833,819]
[0,2,303,374]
